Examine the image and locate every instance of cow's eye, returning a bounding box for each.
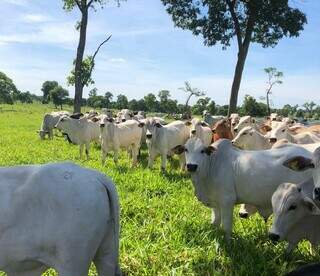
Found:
[281,129,286,132]
[243,132,247,135]
[185,148,188,153]
[288,205,297,211]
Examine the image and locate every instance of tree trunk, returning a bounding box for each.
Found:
[73,7,88,114]
[228,45,250,116]
[266,92,271,116]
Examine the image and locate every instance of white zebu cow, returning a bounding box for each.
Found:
[173,138,312,238]
[229,113,240,136]
[38,111,70,139]
[269,121,320,144]
[232,126,271,150]
[117,109,133,123]
[202,111,224,128]
[233,116,256,133]
[55,115,100,159]
[146,120,189,171]
[0,162,120,276]
[269,178,320,253]
[100,118,144,166]
[186,118,212,146]
[140,117,167,148]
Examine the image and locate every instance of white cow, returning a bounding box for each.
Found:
[146,120,189,171]
[229,113,240,136]
[0,162,120,276]
[117,109,133,122]
[55,115,100,159]
[38,111,70,139]
[186,118,212,146]
[140,117,167,147]
[269,178,320,253]
[269,122,320,144]
[173,138,312,238]
[100,118,144,166]
[232,126,271,150]
[233,116,256,134]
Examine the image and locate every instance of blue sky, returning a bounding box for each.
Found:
[0,0,319,107]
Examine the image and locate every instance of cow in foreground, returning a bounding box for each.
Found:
[55,115,100,159]
[146,121,189,171]
[0,162,120,276]
[173,138,312,238]
[38,111,70,139]
[100,117,144,166]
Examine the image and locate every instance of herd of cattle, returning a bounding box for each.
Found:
[2,108,320,275]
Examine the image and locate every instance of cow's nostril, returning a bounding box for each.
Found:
[239,212,248,219]
[100,124,105,128]
[268,233,280,242]
[269,138,277,143]
[232,123,236,126]
[234,128,238,133]
[191,130,196,134]
[186,164,198,172]
[122,119,126,122]
[146,134,152,139]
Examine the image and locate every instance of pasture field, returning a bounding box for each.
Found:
[0,103,318,276]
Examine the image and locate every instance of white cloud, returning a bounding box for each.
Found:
[2,0,28,6]
[109,58,126,63]
[23,14,50,23]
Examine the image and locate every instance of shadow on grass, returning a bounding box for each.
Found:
[180,220,319,276]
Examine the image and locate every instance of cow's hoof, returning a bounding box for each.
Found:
[239,212,249,219]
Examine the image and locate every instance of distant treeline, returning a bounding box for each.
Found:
[0,72,318,119]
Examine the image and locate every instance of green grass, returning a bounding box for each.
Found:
[0,103,318,275]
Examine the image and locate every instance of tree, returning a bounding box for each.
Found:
[264,67,283,115]
[144,93,158,112]
[303,101,317,118]
[241,94,267,117]
[207,100,217,115]
[63,0,118,113]
[158,90,171,112]
[192,97,210,115]
[116,94,128,110]
[41,81,58,103]
[104,91,113,108]
[161,0,307,115]
[179,81,205,117]
[18,91,33,104]
[50,86,69,109]
[0,71,18,104]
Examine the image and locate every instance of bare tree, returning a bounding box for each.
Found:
[179,82,205,118]
[264,67,283,116]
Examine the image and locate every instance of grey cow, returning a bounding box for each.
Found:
[269,177,320,253]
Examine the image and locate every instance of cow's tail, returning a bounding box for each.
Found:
[98,175,121,275]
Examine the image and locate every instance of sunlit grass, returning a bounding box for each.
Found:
[0,103,317,275]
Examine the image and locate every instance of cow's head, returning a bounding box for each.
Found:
[172,138,216,173]
[283,147,320,201]
[231,126,255,150]
[233,116,255,133]
[269,182,320,243]
[100,117,114,128]
[269,122,290,144]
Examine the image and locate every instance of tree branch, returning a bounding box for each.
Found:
[87,0,95,8]
[226,0,242,50]
[86,34,112,86]
[74,0,83,11]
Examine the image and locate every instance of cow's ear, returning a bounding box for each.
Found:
[138,122,145,128]
[202,145,217,156]
[91,117,99,122]
[303,197,320,215]
[155,122,163,128]
[172,145,186,155]
[201,121,209,127]
[107,118,114,123]
[212,128,216,134]
[185,121,192,126]
[283,156,315,171]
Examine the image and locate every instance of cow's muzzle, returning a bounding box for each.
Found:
[100,123,105,128]
[269,138,277,144]
[146,134,152,139]
[268,232,280,242]
[314,188,320,201]
[239,212,249,219]
[186,164,198,172]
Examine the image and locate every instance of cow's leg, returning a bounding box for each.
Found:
[220,202,234,239]
[131,144,139,167]
[79,144,84,159]
[211,207,221,226]
[49,129,53,140]
[94,223,120,276]
[113,149,119,165]
[178,153,186,171]
[148,151,156,169]
[56,256,91,276]
[85,143,90,160]
[285,242,298,255]
[160,153,167,171]
[101,149,107,165]
[8,265,47,276]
